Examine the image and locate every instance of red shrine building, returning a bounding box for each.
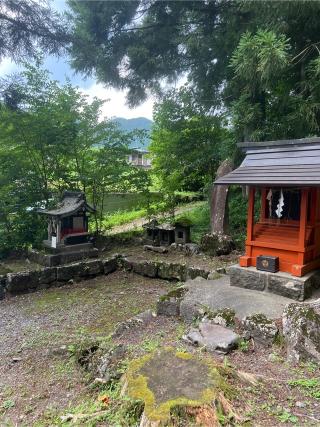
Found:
[215,138,320,278]
[39,191,95,251]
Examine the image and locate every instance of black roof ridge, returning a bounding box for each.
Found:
[238,137,320,150]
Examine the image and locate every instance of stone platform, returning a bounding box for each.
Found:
[180,276,298,321]
[28,247,99,267]
[228,264,320,301]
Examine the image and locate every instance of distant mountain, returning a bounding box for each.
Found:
[114,117,153,149]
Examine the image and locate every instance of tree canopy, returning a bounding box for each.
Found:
[150,87,233,192]
[0,65,148,252]
[67,0,320,141]
[0,0,70,62]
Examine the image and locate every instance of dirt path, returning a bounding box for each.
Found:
[107,201,205,235]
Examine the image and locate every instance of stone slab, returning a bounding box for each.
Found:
[185,321,239,353]
[228,264,320,301]
[180,276,295,322]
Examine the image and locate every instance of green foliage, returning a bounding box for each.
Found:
[1,399,15,411]
[238,339,249,353]
[277,410,298,424]
[150,87,234,193]
[229,25,320,141]
[0,64,148,253]
[288,378,320,399]
[175,202,209,244]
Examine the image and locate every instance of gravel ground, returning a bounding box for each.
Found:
[0,271,172,425]
[1,267,320,426]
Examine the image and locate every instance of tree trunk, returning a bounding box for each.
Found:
[210,159,233,235]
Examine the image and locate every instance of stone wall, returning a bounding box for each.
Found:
[119,256,215,282]
[0,256,118,300]
[0,255,221,301]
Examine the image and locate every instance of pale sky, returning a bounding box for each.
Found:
[0,57,154,120]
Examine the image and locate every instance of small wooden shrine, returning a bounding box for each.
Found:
[215,137,320,277]
[143,220,191,247]
[39,191,95,251]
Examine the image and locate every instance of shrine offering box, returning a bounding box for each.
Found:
[256,255,279,273]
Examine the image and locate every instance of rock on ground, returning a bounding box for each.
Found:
[283,299,320,363]
[241,314,278,345]
[184,320,239,354]
[200,233,234,256]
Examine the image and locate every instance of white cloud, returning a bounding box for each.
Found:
[81,83,154,120]
[0,58,17,76]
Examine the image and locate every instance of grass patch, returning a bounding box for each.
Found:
[102,208,147,229]
[288,378,320,399]
[175,202,209,244]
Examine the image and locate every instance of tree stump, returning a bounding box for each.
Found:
[122,347,244,426]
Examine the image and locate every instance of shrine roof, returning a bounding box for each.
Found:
[38,191,96,217]
[215,137,320,186]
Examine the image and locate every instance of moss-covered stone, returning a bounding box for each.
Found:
[283,301,320,362]
[157,287,187,317]
[242,313,278,345]
[202,307,236,327]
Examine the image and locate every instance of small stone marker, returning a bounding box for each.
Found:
[184,320,239,354]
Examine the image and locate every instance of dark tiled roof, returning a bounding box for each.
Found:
[215,137,320,186]
[38,191,95,217]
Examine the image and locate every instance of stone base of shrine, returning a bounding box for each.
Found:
[28,246,99,267]
[228,264,320,301]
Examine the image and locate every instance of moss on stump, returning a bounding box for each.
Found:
[123,347,237,425]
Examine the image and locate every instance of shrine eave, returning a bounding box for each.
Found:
[215,137,320,186]
[38,191,96,217]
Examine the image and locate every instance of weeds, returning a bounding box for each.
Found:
[288,378,320,399]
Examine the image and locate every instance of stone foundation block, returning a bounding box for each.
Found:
[229,264,319,301]
[81,259,103,277]
[56,263,83,282]
[102,256,118,275]
[7,270,40,293]
[267,276,305,300]
[229,265,266,291]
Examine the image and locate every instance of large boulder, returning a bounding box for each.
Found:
[283,300,320,363]
[200,233,234,256]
